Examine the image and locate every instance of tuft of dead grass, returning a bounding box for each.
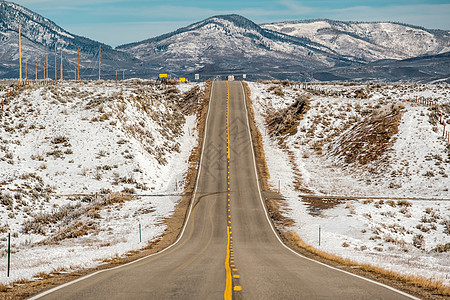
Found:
[0,283,9,292]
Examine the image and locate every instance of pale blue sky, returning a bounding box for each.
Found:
[12,0,450,47]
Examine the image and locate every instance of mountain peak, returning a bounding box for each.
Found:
[203,14,259,28]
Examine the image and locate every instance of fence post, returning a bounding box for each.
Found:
[318,226,321,246]
[7,232,11,277]
[139,224,142,243]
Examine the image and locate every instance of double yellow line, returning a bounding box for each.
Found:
[224,81,241,300]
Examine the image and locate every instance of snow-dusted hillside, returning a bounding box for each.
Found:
[0,80,204,285]
[249,81,450,285]
[262,20,450,62]
[117,15,350,76]
[0,1,135,79]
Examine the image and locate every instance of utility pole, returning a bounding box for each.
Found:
[60,50,63,81]
[98,45,101,84]
[35,57,37,80]
[46,56,48,80]
[123,71,124,81]
[54,44,57,84]
[19,21,22,86]
[25,59,27,82]
[116,71,117,82]
[77,47,80,81]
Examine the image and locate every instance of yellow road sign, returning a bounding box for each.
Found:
[179,78,186,82]
[159,74,167,78]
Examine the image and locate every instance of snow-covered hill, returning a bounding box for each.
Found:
[248,81,450,286]
[0,80,204,285]
[262,19,450,62]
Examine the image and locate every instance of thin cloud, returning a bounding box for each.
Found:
[277,0,316,15]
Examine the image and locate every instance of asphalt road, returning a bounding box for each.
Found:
[34,81,415,300]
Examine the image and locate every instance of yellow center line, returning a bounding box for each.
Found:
[224,81,233,300]
[224,226,232,300]
[224,81,242,298]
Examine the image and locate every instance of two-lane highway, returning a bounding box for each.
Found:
[33,81,416,299]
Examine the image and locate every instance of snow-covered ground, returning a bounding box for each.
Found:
[0,80,204,285]
[248,81,450,285]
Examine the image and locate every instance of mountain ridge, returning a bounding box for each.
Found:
[261,19,450,63]
[1,2,449,82]
[261,18,449,35]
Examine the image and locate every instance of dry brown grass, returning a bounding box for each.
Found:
[328,103,404,168]
[265,199,294,227]
[266,95,310,137]
[288,231,449,297]
[0,283,9,292]
[242,82,271,191]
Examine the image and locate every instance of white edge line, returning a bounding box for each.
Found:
[29,82,216,300]
[239,81,420,300]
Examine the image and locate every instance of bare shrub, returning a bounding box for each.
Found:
[94,169,102,181]
[0,224,9,233]
[416,223,431,233]
[51,136,69,145]
[384,235,396,243]
[81,168,89,176]
[122,187,136,194]
[399,207,409,215]
[22,203,83,235]
[397,200,412,207]
[0,192,13,206]
[413,234,425,249]
[433,243,450,253]
[386,200,396,207]
[422,171,435,178]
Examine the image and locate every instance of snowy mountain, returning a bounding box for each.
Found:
[261,19,450,63]
[117,15,356,79]
[1,1,449,82]
[0,1,136,79]
[313,51,450,83]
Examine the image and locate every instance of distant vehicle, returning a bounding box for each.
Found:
[228,75,234,81]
